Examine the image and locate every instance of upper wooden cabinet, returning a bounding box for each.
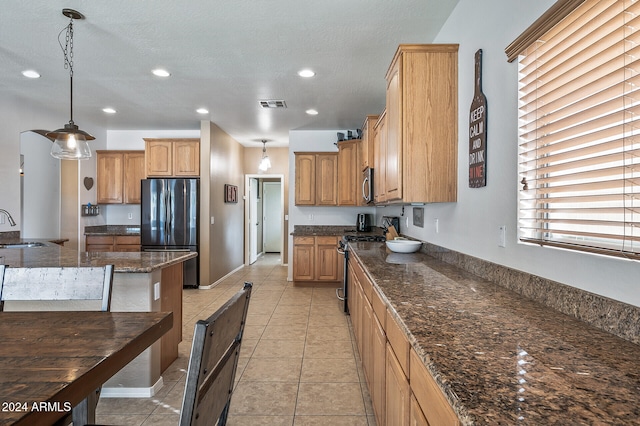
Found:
[361,115,379,171]
[144,138,200,177]
[383,44,458,203]
[373,111,387,204]
[337,140,361,206]
[96,150,145,204]
[294,152,338,206]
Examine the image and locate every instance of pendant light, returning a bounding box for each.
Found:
[47,8,94,160]
[259,140,272,171]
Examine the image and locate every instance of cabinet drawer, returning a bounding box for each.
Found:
[386,310,410,377]
[86,236,114,245]
[371,287,387,330]
[86,244,113,252]
[410,349,459,426]
[294,236,315,245]
[115,235,140,245]
[316,236,337,245]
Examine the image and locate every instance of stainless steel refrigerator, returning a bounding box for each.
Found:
[141,178,199,288]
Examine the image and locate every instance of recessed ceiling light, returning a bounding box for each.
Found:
[22,70,40,79]
[196,108,209,114]
[102,107,117,114]
[306,109,319,115]
[298,69,315,78]
[152,69,171,77]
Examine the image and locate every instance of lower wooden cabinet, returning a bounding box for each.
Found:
[349,254,460,426]
[293,235,341,283]
[160,262,183,372]
[86,235,141,252]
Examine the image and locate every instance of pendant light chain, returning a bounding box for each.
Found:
[61,19,75,123]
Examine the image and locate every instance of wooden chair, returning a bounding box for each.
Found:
[0,265,114,312]
[0,264,114,425]
[180,282,253,426]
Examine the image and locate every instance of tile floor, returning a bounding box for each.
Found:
[96,254,376,425]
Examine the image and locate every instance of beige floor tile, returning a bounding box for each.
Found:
[294,415,369,425]
[304,339,355,359]
[262,323,308,340]
[306,325,352,343]
[95,414,147,425]
[227,415,294,426]
[268,313,309,326]
[300,357,360,383]
[252,339,305,358]
[141,413,181,425]
[296,382,366,416]
[240,357,302,382]
[229,382,298,416]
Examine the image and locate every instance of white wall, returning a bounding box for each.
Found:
[379,0,640,307]
[287,130,376,278]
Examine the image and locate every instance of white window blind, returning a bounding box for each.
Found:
[518,0,640,260]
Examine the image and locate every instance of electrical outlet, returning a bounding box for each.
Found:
[309,214,314,221]
[435,218,439,233]
[210,216,215,225]
[498,225,506,247]
[127,213,133,220]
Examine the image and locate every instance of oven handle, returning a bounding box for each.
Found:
[337,247,345,255]
[336,288,345,301]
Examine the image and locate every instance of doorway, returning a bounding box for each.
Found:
[244,174,284,265]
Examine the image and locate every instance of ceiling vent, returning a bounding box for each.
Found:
[259,100,287,109]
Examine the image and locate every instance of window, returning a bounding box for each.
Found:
[510,0,640,260]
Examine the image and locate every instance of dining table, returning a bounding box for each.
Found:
[0,310,173,426]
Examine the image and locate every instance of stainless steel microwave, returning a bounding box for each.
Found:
[362,167,374,204]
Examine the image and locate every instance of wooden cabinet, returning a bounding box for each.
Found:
[144,138,200,177]
[86,235,141,252]
[361,115,379,171]
[293,235,341,283]
[96,151,145,204]
[386,342,411,425]
[160,262,183,372]
[294,153,338,206]
[349,253,460,426]
[382,44,458,203]
[337,140,360,206]
[373,112,387,204]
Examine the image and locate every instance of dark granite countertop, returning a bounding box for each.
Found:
[0,245,195,273]
[291,225,385,237]
[350,242,640,425]
[84,225,141,236]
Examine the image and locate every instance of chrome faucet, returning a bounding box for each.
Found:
[0,209,16,226]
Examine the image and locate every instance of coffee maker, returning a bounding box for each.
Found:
[356,213,372,232]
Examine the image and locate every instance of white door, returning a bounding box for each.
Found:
[263,182,282,252]
[249,178,259,264]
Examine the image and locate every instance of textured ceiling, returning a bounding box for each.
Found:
[1,0,459,147]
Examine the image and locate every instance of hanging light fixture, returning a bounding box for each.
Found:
[259,140,272,171]
[47,8,94,160]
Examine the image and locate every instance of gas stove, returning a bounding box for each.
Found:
[343,234,387,242]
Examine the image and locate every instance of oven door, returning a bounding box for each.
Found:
[336,241,349,313]
[362,167,374,204]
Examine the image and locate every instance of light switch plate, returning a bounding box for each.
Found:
[498,225,506,247]
[153,282,160,300]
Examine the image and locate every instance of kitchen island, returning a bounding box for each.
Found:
[0,243,196,398]
[348,241,640,425]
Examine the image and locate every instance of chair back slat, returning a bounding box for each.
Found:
[180,282,252,426]
[0,265,114,312]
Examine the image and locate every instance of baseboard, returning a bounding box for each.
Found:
[101,376,164,398]
[197,264,245,290]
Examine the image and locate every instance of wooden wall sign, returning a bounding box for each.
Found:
[469,49,487,188]
[224,184,238,203]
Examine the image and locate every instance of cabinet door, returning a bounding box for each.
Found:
[410,394,429,426]
[293,237,315,281]
[295,154,316,205]
[374,112,387,203]
[337,140,359,206]
[173,140,200,176]
[123,152,145,204]
[114,235,141,252]
[386,57,403,201]
[316,154,338,205]
[315,236,339,281]
[361,115,378,171]
[146,140,173,176]
[86,235,114,252]
[362,295,374,386]
[386,343,411,426]
[372,312,387,424]
[97,152,124,204]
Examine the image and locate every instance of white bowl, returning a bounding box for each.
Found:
[385,240,422,253]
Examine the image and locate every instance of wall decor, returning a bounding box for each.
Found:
[83,177,94,190]
[224,184,238,203]
[469,48,487,188]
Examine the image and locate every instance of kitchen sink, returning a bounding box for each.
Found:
[0,242,47,249]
